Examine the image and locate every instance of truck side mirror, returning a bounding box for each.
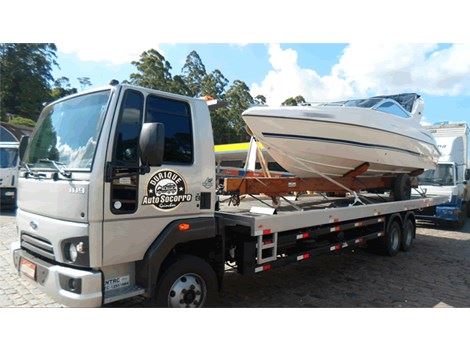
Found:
[466,169,470,181]
[139,122,165,167]
[19,135,30,161]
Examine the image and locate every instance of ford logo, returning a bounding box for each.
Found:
[29,221,38,230]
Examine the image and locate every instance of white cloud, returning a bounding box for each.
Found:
[251,44,470,106]
[57,41,164,65]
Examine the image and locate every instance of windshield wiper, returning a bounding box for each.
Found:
[21,162,46,179]
[38,159,72,178]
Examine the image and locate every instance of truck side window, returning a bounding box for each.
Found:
[114,90,144,164]
[146,95,193,164]
[110,89,144,214]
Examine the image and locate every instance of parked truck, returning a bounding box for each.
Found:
[415,122,469,228]
[0,141,19,208]
[10,83,447,307]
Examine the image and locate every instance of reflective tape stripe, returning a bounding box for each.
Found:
[255,264,272,273]
[297,253,310,261]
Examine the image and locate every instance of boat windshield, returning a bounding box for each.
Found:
[343,98,383,108]
[23,90,111,171]
[0,148,18,168]
[321,93,419,114]
[417,164,454,186]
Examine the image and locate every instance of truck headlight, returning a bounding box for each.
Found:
[61,237,89,267]
[68,243,78,262]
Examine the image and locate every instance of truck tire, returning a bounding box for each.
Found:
[401,217,415,251]
[368,219,402,256]
[153,255,218,308]
[392,174,411,201]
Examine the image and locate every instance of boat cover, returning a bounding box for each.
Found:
[372,93,420,113]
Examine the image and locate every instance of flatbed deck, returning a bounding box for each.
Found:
[217,194,448,236]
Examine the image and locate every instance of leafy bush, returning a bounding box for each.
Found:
[9,116,36,128]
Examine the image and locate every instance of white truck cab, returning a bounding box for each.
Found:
[11,84,216,306]
[0,141,20,208]
[415,123,470,227]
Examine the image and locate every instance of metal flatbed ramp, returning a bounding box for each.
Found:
[217,195,448,236]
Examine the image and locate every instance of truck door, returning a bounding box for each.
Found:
[102,88,204,266]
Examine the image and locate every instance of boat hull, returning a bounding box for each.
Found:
[242,108,439,178]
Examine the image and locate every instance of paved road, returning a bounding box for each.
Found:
[1,208,469,308]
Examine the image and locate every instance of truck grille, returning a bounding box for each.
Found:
[21,233,55,261]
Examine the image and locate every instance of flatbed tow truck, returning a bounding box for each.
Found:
[10,83,447,307]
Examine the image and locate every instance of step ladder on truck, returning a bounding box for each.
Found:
[11,82,448,307]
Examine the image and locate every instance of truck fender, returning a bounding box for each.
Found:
[135,217,216,298]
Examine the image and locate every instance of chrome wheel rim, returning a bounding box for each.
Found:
[168,273,206,308]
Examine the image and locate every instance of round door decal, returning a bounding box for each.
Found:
[142,169,192,210]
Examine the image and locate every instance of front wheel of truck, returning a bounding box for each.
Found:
[153,255,218,308]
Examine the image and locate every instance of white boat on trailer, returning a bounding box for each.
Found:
[242,93,440,178]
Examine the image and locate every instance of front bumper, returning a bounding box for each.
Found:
[11,241,102,307]
[415,204,461,222]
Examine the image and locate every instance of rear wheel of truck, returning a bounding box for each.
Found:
[401,217,415,252]
[392,174,411,201]
[368,219,402,256]
[154,255,217,308]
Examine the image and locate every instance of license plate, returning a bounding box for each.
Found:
[20,258,36,280]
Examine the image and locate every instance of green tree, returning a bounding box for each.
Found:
[181,50,206,97]
[200,69,229,99]
[224,80,254,142]
[169,75,193,96]
[9,116,36,128]
[129,49,173,90]
[50,77,78,100]
[282,95,306,106]
[129,49,190,95]
[254,94,266,105]
[0,43,58,120]
[127,48,257,144]
[77,77,92,90]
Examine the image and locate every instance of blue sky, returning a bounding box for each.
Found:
[53,43,470,125]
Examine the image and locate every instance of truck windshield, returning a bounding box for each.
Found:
[23,90,111,171]
[0,148,18,168]
[417,164,454,186]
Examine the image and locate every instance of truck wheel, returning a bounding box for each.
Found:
[392,174,411,201]
[401,217,415,251]
[153,255,217,308]
[368,219,402,256]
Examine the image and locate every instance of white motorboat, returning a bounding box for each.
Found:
[242,93,440,178]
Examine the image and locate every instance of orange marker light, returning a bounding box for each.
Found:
[178,223,191,232]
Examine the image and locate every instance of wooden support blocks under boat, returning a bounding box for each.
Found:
[223,175,397,196]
